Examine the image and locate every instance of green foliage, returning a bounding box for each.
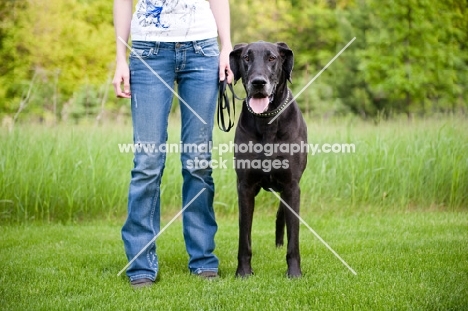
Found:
[359,0,466,115]
[0,0,467,120]
[230,0,467,117]
[0,0,119,121]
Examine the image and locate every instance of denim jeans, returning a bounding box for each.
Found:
[121,38,219,282]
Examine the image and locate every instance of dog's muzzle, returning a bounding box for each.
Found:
[246,79,276,114]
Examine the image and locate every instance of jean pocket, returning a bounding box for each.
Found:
[198,42,220,57]
[130,41,155,59]
[130,48,154,59]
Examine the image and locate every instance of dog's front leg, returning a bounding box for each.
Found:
[282,184,302,277]
[236,182,258,277]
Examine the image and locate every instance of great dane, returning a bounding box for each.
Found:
[229,42,308,277]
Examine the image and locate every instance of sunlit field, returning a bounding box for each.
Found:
[1,116,467,309]
[1,116,467,223]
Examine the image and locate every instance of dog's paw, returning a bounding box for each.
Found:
[235,267,254,278]
[286,268,302,278]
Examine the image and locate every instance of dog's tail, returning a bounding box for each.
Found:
[275,204,285,247]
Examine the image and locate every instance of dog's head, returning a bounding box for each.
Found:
[230,42,294,114]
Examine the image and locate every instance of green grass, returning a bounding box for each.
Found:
[1,211,467,310]
[1,117,467,309]
[1,116,467,223]
[0,123,132,222]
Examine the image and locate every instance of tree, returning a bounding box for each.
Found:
[359,0,467,116]
[1,0,466,121]
[0,0,116,121]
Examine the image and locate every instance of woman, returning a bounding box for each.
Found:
[112,0,233,288]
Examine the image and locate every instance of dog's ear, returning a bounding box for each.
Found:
[229,43,247,83]
[276,42,294,83]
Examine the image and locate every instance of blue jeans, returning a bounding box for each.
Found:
[121,38,219,282]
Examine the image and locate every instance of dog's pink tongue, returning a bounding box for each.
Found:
[248,97,269,113]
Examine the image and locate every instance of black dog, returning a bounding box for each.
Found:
[229,42,308,277]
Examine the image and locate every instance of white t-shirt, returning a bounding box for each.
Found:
[131,0,218,42]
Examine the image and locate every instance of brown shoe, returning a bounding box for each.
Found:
[130,278,154,289]
[197,271,219,280]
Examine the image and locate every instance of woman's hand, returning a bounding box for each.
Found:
[112,59,131,98]
[219,45,233,84]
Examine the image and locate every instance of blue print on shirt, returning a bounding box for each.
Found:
[137,0,170,28]
[145,3,168,28]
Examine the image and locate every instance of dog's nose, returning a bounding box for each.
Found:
[251,77,267,86]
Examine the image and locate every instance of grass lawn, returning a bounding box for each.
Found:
[1,117,467,309]
[1,210,467,310]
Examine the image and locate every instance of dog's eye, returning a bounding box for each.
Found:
[269,56,277,62]
[243,55,250,62]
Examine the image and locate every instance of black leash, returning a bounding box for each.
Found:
[217,77,244,132]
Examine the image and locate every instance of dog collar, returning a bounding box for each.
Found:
[245,90,291,118]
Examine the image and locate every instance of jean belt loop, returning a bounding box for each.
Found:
[192,40,201,53]
[154,41,160,55]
